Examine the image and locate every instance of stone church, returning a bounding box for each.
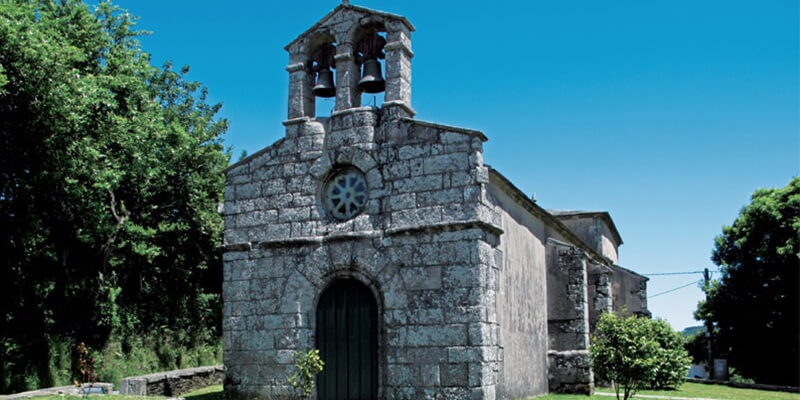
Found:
[221,4,648,399]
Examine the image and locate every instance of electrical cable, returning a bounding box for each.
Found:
[644,269,720,277]
[644,271,705,276]
[648,279,703,298]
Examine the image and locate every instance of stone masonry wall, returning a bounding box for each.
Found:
[609,265,649,317]
[119,366,223,397]
[545,239,593,394]
[587,262,613,332]
[222,108,503,399]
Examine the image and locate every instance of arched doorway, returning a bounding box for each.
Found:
[316,279,378,400]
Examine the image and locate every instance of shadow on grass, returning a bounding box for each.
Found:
[184,392,221,400]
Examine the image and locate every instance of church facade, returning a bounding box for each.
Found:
[221,4,648,400]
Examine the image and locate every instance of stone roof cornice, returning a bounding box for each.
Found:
[285,4,415,51]
[487,167,612,266]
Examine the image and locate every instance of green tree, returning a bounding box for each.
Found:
[0,0,229,392]
[591,312,690,400]
[695,177,799,386]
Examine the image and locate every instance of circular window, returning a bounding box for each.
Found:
[323,168,368,220]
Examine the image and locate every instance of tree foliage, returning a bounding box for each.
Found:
[695,177,799,386]
[0,0,229,392]
[591,312,691,400]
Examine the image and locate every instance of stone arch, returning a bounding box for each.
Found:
[347,17,387,47]
[310,147,379,179]
[331,147,379,172]
[315,268,384,312]
[308,31,337,54]
[306,31,338,106]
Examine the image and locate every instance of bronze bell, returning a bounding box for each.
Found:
[312,68,335,98]
[358,59,385,94]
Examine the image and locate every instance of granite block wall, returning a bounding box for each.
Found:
[545,240,593,394]
[222,107,503,399]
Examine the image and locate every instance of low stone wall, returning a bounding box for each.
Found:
[686,377,800,393]
[119,365,223,396]
[0,383,113,400]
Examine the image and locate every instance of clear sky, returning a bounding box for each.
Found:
[104,0,798,331]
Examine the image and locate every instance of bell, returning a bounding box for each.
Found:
[312,68,336,98]
[358,59,385,94]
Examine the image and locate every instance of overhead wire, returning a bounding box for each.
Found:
[648,279,703,298]
[644,271,706,276]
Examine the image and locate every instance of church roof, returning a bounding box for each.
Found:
[285,3,415,50]
[487,167,616,265]
[548,210,624,246]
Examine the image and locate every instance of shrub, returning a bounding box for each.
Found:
[647,318,692,389]
[591,312,691,400]
[288,349,324,399]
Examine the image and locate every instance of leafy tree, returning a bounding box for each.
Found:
[695,177,799,386]
[591,312,690,400]
[0,0,229,392]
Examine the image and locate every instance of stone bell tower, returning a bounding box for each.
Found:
[284,3,415,121]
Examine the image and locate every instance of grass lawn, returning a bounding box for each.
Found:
[31,385,223,400]
[182,384,223,400]
[534,382,800,400]
[29,382,799,400]
[33,395,165,400]
[180,383,800,400]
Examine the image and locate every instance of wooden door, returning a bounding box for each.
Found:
[316,279,378,400]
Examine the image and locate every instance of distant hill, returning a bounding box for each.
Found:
[682,326,706,337]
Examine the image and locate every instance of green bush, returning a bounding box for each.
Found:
[288,349,324,399]
[591,312,691,400]
[647,318,692,389]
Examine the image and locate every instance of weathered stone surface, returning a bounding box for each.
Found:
[547,351,593,395]
[119,366,223,397]
[2,383,114,400]
[222,4,647,400]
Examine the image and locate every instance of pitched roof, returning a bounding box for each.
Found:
[285,3,415,50]
[487,167,614,265]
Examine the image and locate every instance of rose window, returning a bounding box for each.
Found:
[323,168,368,220]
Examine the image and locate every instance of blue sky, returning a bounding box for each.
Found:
[107,0,798,331]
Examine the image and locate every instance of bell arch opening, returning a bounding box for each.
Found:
[309,34,338,115]
[353,25,387,108]
[315,278,379,400]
